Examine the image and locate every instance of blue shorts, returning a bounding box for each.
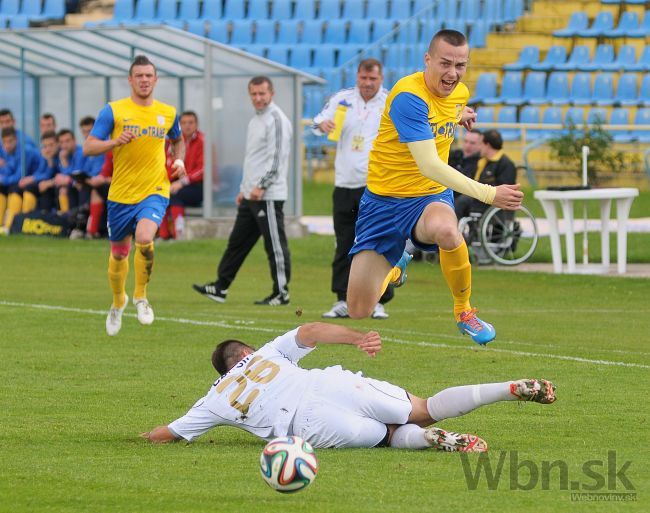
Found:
[349,188,455,266]
[106,194,169,242]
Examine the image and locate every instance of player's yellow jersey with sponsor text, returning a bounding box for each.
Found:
[91,97,181,204]
[367,72,469,197]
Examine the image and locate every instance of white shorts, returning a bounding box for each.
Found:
[290,366,412,448]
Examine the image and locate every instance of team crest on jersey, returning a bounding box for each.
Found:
[157,115,165,126]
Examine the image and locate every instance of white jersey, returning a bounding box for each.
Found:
[312,86,389,189]
[241,101,293,201]
[168,329,315,442]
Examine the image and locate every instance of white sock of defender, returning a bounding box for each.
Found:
[426,382,516,421]
[390,424,430,450]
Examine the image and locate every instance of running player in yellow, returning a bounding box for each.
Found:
[83,55,186,336]
[347,30,523,345]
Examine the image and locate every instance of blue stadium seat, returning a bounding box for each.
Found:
[207,20,228,43]
[530,45,566,71]
[592,73,615,106]
[520,105,541,140]
[105,0,133,24]
[39,0,65,19]
[482,0,504,25]
[313,46,336,68]
[497,106,520,141]
[604,11,639,38]
[459,0,480,23]
[609,108,633,142]
[627,9,650,37]
[132,0,155,22]
[349,19,371,44]
[469,20,490,48]
[437,0,458,20]
[367,0,388,19]
[201,0,222,19]
[614,73,639,106]
[499,71,524,106]
[569,73,592,105]
[324,19,346,44]
[396,18,419,44]
[413,0,436,16]
[476,106,495,124]
[504,46,539,71]
[277,19,300,43]
[157,0,178,20]
[240,45,266,58]
[318,0,340,19]
[547,72,570,105]
[247,0,268,19]
[301,20,324,44]
[444,19,466,33]
[179,0,199,20]
[20,0,42,17]
[389,0,411,19]
[579,44,614,71]
[628,46,650,72]
[9,15,29,27]
[342,0,364,18]
[419,19,442,43]
[639,74,650,106]
[587,107,608,125]
[578,11,614,37]
[186,19,206,36]
[632,108,650,143]
[271,0,292,19]
[1,0,20,15]
[502,0,523,23]
[470,72,498,104]
[539,106,562,139]
[320,68,344,92]
[338,45,362,66]
[267,45,289,65]
[522,71,546,104]
[230,20,254,45]
[564,107,585,130]
[384,44,409,68]
[255,20,276,44]
[294,0,316,19]
[289,46,312,68]
[0,15,8,27]
[372,19,395,42]
[224,0,245,19]
[555,45,590,71]
[553,12,588,37]
[407,43,428,68]
[600,44,636,72]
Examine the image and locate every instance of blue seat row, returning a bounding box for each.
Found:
[477,105,650,142]
[472,71,650,107]
[0,0,65,26]
[104,0,523,23]
[554,10,650,38]
[506,44,650,72]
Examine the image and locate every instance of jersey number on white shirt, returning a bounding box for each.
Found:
[214,356,280,414]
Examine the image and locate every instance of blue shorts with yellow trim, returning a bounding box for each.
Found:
[106,194,169,242]
[349,188,455,266]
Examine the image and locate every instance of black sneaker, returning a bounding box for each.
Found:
[254,293,289,306]
[192,282,227,303]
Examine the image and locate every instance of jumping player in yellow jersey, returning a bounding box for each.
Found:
[347,30,523,345]
[83,55,186,336]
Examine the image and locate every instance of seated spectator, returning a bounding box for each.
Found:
[54,128,86,213]
[455,129,517,220]
[0,109,35,155]
[448,129,481,199]
[0,127,44,234]
[31,131,59,212]
[85,151,113,239]
[160,110,204,240]
[40,113,57,136]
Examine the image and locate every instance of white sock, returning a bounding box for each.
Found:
[389,424,430,450]
[426,382,515,421]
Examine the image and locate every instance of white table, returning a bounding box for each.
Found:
[534,188,639,274]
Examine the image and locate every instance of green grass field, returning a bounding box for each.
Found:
[1,235,649,513]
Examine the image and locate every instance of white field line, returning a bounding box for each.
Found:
[2,300,649,370]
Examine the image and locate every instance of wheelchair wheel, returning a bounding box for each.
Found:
[479,205,538,266]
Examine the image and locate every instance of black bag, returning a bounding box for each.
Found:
[10,211,73,237]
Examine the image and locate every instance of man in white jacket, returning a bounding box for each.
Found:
[193,76,293,306]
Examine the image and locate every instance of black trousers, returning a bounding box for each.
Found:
[216,198,291,296]
[170,182,203,207]
[332,186,393,304]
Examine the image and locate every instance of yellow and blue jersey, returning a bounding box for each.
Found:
[367,72,469,197]
[90,97,181,204]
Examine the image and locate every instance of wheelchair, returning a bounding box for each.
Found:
[457,205,539,266]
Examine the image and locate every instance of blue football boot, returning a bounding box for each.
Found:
[391,250,413,288]
[457,308,496,345]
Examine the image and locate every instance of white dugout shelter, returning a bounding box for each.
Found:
[0,25,324,220]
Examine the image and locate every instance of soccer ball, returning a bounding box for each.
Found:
[259,436,318,493]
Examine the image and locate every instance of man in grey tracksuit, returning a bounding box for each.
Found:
[193,76,293,306]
